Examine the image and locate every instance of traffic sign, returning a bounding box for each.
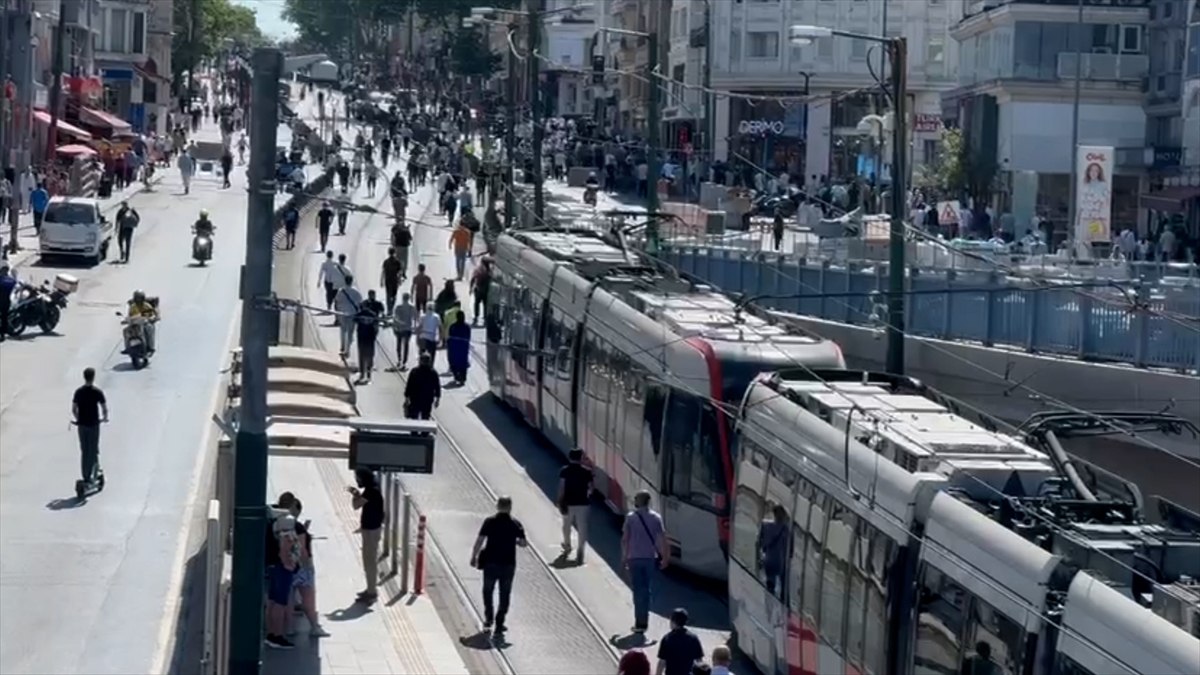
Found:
[937,200,962,226]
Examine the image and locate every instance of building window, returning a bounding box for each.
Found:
[102,8,146,54]
[851,38,868,60]
[817,36,833,60]
[1119,24,1142,53]
[110,9,127,52]
[926,38,945,65]
[1163,1,1172,18]
[747,31,780,59]
[133,12,145,55]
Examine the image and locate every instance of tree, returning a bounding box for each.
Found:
[448,27,502,78]
[173,0,267,89]
[914,127,998,204]
[283,0,410,60]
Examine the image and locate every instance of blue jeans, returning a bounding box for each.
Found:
[628,558,656,629]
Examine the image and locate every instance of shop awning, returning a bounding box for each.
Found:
[1140,186,1200,214]
[80,106,132,131]
[133,63,170,84]
[32,110,93,141]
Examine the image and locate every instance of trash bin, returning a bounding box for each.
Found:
[98,177,114,198]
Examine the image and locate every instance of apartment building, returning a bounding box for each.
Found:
[943,0,1154,234]
[87,0,172,133]
[700,0,962,185]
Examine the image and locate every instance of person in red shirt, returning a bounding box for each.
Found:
[618,649,651,675]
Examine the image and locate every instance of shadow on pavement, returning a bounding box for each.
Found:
[45,496,85,510]
[465,394,731,631]
[166,541,209,675]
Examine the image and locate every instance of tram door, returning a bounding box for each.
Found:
[660,390,727,577]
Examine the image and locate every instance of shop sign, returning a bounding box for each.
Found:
[738,119,786,136]
[1152,146,1182,169]
[913,114,943,133]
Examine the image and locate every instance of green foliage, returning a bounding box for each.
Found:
[915,127,998,202]
[283,0,412,58]
[448,27,502,77]
[173,0,267,85]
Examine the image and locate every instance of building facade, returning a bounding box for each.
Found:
[91,0,171,133]
[704,0,962,186]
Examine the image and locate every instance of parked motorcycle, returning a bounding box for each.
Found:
[192,228,214,266]
[6,273,77,336]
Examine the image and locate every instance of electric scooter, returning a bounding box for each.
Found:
[71,420,108,500]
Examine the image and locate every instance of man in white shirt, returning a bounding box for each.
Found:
[416,306,441,364]
[317,251,349,310]
[334,273,363,357]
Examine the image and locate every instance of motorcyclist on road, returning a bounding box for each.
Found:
[194,209,215,237]
[127,290,159,354]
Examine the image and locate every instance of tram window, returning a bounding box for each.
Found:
[961,597,1024,675]
[913,567,967,675]
[557,317,575,379]
[788,480,814,615]
[761,461,796,598]
[623,364,647,478]
[584,334,609,443]
[731,441,768,571]
[610,352,629,460]
[664,393,722,508]
[820,503,856,651]
[863,528,896,675]
[1053,656,1097,675]
[846,521,871,669]
[640,382,668,481]
[802,489,829,622]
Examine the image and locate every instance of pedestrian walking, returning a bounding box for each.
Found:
[558,448,593,564]
[446,311,471,385]
[334,274,363,357]
[622,490,669,634]
[656,608,705,675]
[317,251,345,311]
[710,645,735,675]
[71,367,108,487]
[355,290,385,384]
[411,263,432,312]
[470,496,528,635]
[618,649,652,675]
[403,352,440,419]
[380,247,402,313]
[316,201,334,252]
[449,223,472,280]
[349,468,385,602]
[281,203,300,249]
[417,304,441,364]
[30,183,49,234]
[177,150,195,195]
[115,201,141,263]
[336,200,349,236]
[391,292,417,369]
[469,258,492,324]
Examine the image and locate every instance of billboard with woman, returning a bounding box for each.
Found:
[1075,145,1114,243]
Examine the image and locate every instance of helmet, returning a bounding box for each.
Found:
[199,209,209,219]
[133,290,146,303]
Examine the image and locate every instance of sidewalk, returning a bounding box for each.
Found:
[263,456,468,675]
[262,153,474,675]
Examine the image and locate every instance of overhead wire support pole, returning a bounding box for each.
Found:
[44,0,67,159]
[227,47,284,675]
[1065,0,1085,256]
[885,37,908,377]
[645,31,661,253]
[505,23,517,232]
[527,0,545,226]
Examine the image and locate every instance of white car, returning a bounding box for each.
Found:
[38,196,113,264]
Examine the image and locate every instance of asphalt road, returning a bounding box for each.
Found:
[0,124,292,674]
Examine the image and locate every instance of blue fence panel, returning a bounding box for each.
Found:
[660,247,1197,371]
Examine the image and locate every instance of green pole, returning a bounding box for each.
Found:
[646,31,661,253]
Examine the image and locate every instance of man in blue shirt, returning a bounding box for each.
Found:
[29,184,49,234]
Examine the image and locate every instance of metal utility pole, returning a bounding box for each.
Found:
[227,46,283,675]
[1064,0,1085,255]
[645,31,662,251]
[6,0,33,253]
[885,37,908,377]
[504,24,517,231]
[527,0,544,225]
[702,0,712,170]
[1,1,10,171]
[45,0,67,159]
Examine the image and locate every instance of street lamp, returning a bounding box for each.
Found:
[469,3,591,227]
[597,26,662,252]
[790,24,909,377]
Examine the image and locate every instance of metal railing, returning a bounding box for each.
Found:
[661,246,1200,372]
[202,499,233,675]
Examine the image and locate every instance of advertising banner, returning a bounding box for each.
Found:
[1075,145,1114,243]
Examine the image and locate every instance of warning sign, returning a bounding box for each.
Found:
[937,200,962,226]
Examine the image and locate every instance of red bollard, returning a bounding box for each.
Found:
[413,515,427,594]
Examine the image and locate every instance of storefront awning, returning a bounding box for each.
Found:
[133,63,170,84]
[1140,186,1200,214]
[80,106,132,131]
[32,110,93,141]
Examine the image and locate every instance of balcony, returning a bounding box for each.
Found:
[1056,52,1149,81]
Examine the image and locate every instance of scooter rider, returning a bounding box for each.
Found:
[194,209,215,237]
[127,289,159,354]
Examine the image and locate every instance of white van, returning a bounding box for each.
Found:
[38,196,113,264]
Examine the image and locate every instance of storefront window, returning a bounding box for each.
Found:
[728,94,808,179]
